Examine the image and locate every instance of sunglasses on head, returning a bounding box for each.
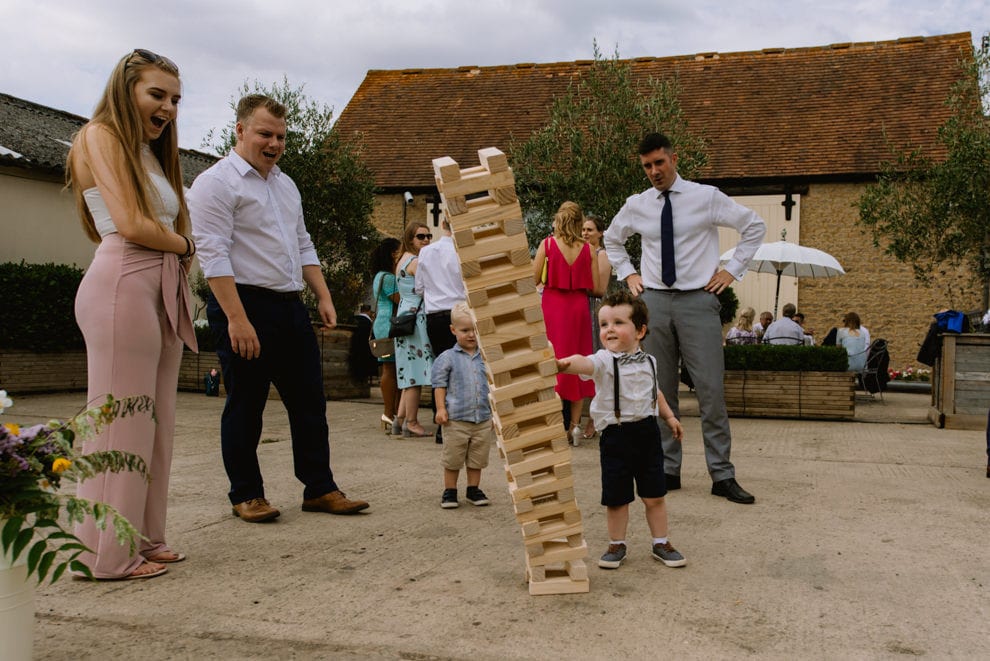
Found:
[415,233,433,240]
[132,48,178,71]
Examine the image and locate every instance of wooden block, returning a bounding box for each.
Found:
[454,230,528,263]
[447,199,524,232]
[509,472,574,499]
[506,445,574,480]
[466,277,536,308]
[489,373,558,404]
[476,317,547,348]
[485,344,555,379]
[440,192,469,216]
[493,385,558,417]
[514,493,580,523]
[527,574,590,596]
[520,520,585,547]
[441,168,516,199]
[432,156,461,183]
[460,258,531,287]
[478,146,509,173]
[492,186,517,205]
[492,398,563,437]
[524,539,588,566]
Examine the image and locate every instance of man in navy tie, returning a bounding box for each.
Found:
[604,133,766,504]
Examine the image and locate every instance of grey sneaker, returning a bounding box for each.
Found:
[465,486,490,506]
[651,541,686,567]
[598,543,627,569]
[441,488,458,509]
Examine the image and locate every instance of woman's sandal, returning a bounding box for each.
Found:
[145,550,186,563]
[403,421,432,437]
[123,561,168,580]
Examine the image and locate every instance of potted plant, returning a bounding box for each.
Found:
[0,390,150,660]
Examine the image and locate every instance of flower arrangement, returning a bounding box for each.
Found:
[1,390,152,582]
[887,366,932,382]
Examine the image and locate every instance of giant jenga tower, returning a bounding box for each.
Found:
[432,147,590,595]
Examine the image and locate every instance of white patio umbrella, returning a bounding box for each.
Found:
[719,236,845,317]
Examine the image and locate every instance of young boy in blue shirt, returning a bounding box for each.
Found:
[431,303,494,509]
[557,290,687,569]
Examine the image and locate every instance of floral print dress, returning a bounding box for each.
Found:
[394,255,433,388]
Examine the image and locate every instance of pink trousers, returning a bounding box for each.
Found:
[73,234,195,578]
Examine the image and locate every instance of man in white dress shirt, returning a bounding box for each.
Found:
[764,303,807,345]
[188,94,368,523]
[604,133,766,504]
[415,218,466,442]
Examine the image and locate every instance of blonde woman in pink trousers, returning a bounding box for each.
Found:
[67,49,197,580]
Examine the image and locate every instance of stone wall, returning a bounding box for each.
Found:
[797,182,979,370]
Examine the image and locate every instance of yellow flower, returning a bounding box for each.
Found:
[3,423,19,435]
[52,457,72,473]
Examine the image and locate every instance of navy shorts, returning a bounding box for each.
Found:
[599,416,667,506]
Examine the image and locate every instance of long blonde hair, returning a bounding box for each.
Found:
[735,307,755,332]
[552,201,584,246]
[66,49,190,242]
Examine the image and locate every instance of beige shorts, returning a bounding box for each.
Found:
[441,419,494,471]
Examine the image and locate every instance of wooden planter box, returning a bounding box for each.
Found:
[2,327,370,401]
[724,370,856,420]
[928,333,990,429]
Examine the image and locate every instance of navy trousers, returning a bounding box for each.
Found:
[207,287,337,504]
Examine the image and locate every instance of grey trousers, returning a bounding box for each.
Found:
[641,289,735,481]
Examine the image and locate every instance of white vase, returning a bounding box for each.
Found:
[0,541,35,661]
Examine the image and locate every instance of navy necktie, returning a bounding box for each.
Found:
[660,190,676,287]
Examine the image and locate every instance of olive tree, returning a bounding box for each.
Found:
[509,44,707,252]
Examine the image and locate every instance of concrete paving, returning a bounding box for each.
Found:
[8,388,988,660]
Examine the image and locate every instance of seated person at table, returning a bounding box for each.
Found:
[837,311,868,372]
[725,307,758,345]
[793,311,815,346]
[763,303,805,345]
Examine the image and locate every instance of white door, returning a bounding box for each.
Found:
[717,194,800,320]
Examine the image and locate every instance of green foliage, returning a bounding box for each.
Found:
[858,35,990,307]
[0,262,85,352]
[509,43,707,254]
[718,287,739,326]
[723,344,849,372]
[1,394,151,583]
[204,77,380,317]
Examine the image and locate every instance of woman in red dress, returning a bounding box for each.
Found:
[533,201,600,445]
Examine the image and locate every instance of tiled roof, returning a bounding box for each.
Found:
[0,92,216,186]
[334,33,973,189]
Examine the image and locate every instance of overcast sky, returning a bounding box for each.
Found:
[1,0,986,153]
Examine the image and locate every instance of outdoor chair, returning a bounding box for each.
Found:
[762,336,805,345]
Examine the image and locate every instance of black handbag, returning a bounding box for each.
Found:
[388,305,419,338]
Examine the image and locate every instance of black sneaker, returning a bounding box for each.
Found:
[465,486,490,506]
[441,488,458,509]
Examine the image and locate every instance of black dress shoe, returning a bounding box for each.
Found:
[711,478,755,504]
[665,474,681,490]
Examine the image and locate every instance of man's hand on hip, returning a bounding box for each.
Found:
[625,273,644,297]
[704,270,736,295]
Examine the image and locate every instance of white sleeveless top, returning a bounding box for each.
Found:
[83,171,179,237]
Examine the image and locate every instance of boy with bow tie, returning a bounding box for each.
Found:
[557,290,686,570]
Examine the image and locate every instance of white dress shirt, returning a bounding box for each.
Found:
[414,235,465,313]
[604,175,766,290]
[763,317,806,344]
[187,151,319,293]
[582,350,659,431]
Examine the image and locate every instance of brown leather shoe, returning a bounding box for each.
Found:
[232,497,280,522]
[301,490,369,515]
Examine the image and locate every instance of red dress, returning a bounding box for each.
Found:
[542,237,596,400]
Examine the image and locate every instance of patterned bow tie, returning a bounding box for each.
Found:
[616,351,649,365]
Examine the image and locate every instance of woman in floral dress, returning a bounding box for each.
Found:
[392,223,434,437]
